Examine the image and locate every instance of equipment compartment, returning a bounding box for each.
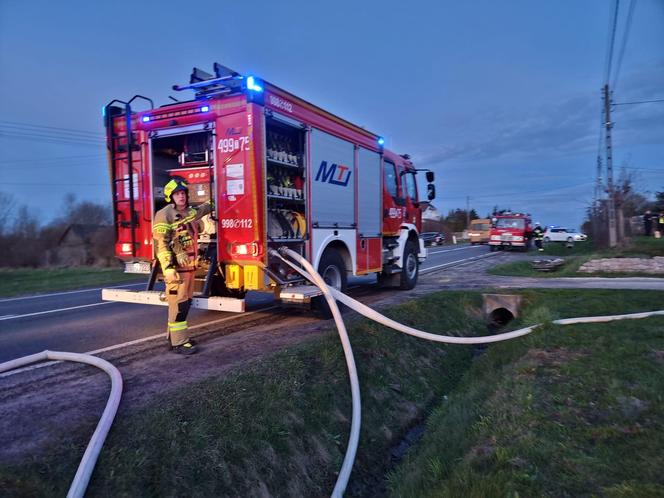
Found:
[150,130,214,209]
[265,117,306,243]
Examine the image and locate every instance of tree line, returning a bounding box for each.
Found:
[0,192,114,268]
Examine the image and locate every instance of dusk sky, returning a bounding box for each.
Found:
[1,0,662,230]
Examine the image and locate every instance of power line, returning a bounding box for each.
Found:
[0,132,104,147]
[613,98,664,106]
[0,126,104,142]
[0,153,105,165]
[0,120,104,138]
[604,0,620,85]
[2,182,107,187]
[612,0,637,91]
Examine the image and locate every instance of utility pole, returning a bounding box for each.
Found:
[593,154,602,239]
[466,196,470,229]
[603,84,617,247]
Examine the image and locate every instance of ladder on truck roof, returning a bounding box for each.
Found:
[172,63,247,98]
[103,95,154,258]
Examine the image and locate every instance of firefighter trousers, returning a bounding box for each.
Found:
[166,270,195,347]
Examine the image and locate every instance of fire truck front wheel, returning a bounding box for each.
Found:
[318,249,348,292]
[399,240,419,290]
[312,249,347,318]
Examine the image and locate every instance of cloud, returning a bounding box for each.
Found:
[417,61,664,167]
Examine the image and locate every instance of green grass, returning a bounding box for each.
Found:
[388,289,664,497]
[489,236,664,278]
[0,267,144,297]
[2,289,663,497]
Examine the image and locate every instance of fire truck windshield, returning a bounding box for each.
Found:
[495,218,525,229]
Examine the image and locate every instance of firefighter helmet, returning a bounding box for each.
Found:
[164,177,188,202]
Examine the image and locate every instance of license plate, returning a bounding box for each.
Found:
[125,261,152,274]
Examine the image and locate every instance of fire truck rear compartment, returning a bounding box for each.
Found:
[149,129,220,296]
[264,116,308,288]
[150,131,213,210]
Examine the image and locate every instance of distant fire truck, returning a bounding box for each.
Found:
[101,64,435,312]
[488,212,533,252]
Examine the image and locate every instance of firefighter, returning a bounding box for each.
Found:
[533,222,544,251]
[153,177,212,354]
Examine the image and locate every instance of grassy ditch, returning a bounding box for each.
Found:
[489,236,664,278]
[0,267,144,297]
[0,292,485,497]
[389,289,664,497]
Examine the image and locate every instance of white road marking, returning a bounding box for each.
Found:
[0,301,115,321]
[427,245,482,255]
[0,282,146,303]
[0,306,278,378]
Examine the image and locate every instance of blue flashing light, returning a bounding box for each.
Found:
[142,115,151,123]
[102,106,106,117]
[378,137,385,146]
[200,105,210,112]
[246,76,263,92]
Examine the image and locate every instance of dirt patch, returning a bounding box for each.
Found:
[523,347,587,368]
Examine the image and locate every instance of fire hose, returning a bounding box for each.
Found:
[0,351,122,498]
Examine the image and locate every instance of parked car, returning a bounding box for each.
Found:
[420,231,445,246]
[543,226,588,243]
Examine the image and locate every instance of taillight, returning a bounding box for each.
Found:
[230,242,259,257]
[121,243,132,254]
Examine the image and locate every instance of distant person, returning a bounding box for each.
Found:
[153,177,212,355]
[532,222,544,251]
[643,210,653,236]
[658,212,664,237]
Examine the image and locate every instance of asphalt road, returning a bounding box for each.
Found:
[0,244,490,363]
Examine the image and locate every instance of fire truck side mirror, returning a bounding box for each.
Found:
[426,171,435,183]
[427,184,436,201]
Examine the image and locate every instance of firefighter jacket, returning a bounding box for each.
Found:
[153,201,213,271]
[532,226,544,240]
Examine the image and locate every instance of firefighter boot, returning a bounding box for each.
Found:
[172,341,197,355]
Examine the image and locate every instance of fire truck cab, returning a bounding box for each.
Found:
[101,64,436,313]
[488,212,533,252]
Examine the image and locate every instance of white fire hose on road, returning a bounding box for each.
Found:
[0,351,123,498]
[272,247,664,498]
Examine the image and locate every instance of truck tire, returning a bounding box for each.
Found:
[399,240,419,290]
[312,249,347,318]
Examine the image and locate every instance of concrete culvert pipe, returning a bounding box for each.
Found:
[488,307,515,328]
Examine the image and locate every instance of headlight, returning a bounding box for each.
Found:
[513,236,523,241]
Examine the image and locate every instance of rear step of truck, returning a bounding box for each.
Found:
[101,289,245,312]
[279,285,323,304]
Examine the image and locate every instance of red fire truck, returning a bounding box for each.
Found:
[101,64,436,312]
[488,212,533,252]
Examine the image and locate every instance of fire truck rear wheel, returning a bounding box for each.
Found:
[312,249,347,318]
[399,240,419,290]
